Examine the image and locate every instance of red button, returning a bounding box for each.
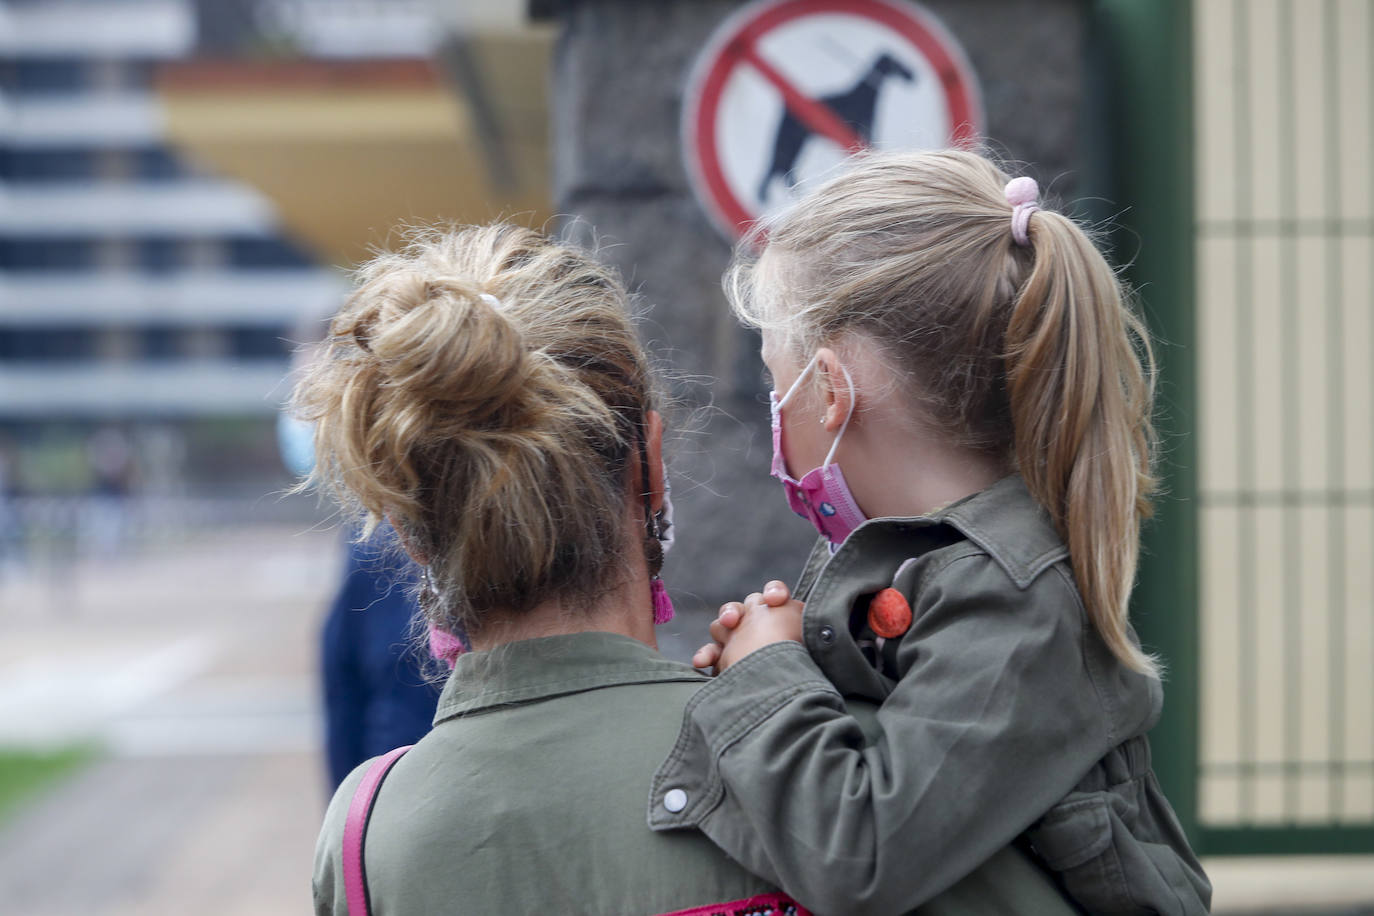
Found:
[868,587,912,638]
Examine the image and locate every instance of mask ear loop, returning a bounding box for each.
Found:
[775,353,820,410]
[821,363,856,467]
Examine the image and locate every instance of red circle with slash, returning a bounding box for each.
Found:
[683,0,984,241]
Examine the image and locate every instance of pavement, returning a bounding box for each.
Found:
[0,523,336,915]
[0,520,722,915]
[0,523,1370,914]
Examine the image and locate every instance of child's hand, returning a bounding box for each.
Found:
[691,580,802,673]
[691,580,791,669]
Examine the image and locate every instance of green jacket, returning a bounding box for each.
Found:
[649,475,1211,916]
[313,630,1081,914]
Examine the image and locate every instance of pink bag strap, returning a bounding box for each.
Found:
[342,745,413,916]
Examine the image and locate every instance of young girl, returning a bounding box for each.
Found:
[654,150,1210,915]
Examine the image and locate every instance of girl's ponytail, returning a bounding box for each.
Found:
[1004,211,1160,676]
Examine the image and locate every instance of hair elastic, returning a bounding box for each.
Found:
[1004,176,1039,247]
[478,293,501,309]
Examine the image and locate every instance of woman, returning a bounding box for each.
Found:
[300,224,1076,915]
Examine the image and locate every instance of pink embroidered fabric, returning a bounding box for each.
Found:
[655,893,813,916]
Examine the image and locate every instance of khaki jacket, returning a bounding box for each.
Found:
[649,476,1211,916]
[314,633,780,915]
[314,629,1087,914]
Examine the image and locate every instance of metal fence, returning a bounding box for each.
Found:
[1193,0,1374,852]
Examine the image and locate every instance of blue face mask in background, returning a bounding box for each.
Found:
[276,412,316,479]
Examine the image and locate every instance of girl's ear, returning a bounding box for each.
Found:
[646,409,666,514]
[814,348,854,434]
[385,513,430,566]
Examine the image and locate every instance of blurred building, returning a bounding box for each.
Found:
[0,0,343,513]
[0,0,550,526]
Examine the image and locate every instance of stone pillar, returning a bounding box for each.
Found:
[543,0,1098,642]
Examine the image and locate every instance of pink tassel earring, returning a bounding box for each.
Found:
[651,576,675,624]
[422,566,467,668]
[428,622,466,668]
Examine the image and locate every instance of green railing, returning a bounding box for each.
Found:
[1097,0,1202,845]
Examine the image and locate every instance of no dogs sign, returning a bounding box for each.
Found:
[683,0,984,240]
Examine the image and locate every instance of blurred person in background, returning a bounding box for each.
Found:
[280,328,439,792]
[0,437,17,578]
[317,523,440,790]
[82,426,135,559]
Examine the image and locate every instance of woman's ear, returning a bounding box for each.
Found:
[385,513,430,566]
[814,348,854,434]
[646,409,666,514]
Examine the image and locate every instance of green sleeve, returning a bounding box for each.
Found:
[650,553,1115,915]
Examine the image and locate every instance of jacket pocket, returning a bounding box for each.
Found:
[1028,787,1208,916]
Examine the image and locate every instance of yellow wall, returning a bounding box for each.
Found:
[158,45,552,269]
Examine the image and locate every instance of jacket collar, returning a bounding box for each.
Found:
[926,474,1068,589]
[433,631,706,724]
[797,474,1067,601]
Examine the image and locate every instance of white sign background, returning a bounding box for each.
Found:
[683,0,984,239]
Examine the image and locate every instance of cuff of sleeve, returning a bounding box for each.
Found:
[648,640,836,831]
[691,640,835,749]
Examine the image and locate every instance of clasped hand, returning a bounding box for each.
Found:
[691,580,805,674]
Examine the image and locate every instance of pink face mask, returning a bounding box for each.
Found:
[770,356,868,549]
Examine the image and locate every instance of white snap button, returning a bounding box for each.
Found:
[663,788,688,813]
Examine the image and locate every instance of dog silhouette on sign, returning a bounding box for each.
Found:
[757,52,916,203]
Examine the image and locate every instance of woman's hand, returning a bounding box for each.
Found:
[692,580,803,674]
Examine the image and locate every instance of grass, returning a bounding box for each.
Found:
[0,746,98,824]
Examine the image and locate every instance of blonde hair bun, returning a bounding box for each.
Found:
[354,272,531,429]
[294,224,658,638]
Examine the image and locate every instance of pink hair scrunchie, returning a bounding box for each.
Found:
[1005,176,1039,247]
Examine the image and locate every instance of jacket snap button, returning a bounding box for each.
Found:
[818,626,836,645]
[663,788,688,813]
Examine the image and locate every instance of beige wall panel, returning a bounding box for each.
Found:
[1253,771,1287,823]
[1199,238,1240,490]
[1290,0,1329,222]
[1340,240,1372,489]
[1250,237,1286,491]
[1336,0,1372,219]
[1296,506,1333,762]
[1201,772,1244,825]
[1196,0,1237,224]
[1295,237,1330,491]
[1342,508,1374,762]
[1346,773,1374,822]
[1254,505,1288,764]
[1193,0,1374,835]
[1297,773,1332,823]
[1247,0,1284,223]
[1201,506,1243,767]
